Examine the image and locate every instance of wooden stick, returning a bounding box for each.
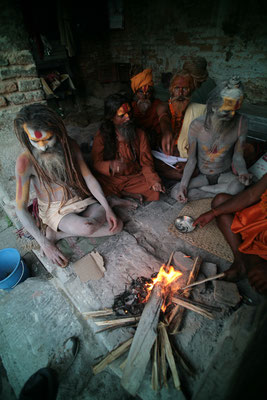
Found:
[168,255,202,333]
[92,337,133,375]
[180,272,225,290]
[159,322,181,391]
[94,316,140,326]
[82,308,113,319]
[121,284,163,396]
[151,337,159,391]
[158,323,168,388]
[172,296,214,320]
[174,294,222,312]
[165,250,174,272]
[96,322,138,334]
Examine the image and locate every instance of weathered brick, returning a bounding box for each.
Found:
[18,78,41,92]
[8,50,34,65]
[0,54,9,66]
[0,65,37,80]
[0,81,17,94]
[5,92,25,105]
[0,96,7,107]
[24,90,45,102]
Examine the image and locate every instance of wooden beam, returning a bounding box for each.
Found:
[121,284,163,396]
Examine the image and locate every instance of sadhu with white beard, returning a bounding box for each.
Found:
[171,77,253,202]
[14,104,123,267]
[91,93,165,203]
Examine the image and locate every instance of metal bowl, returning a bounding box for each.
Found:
[174,216,195,233]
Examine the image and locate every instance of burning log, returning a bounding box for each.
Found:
[93,337,133,375]
[121,284,163,396]
[168,255,202,334]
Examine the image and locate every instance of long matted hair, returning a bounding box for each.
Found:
[14,103,91,205]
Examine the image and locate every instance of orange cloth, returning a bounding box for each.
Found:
[132,99,162,149]
[231,189,267,259]
[130,68,154,93]
[91,128,161,201]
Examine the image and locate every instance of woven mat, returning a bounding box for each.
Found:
[168,198,234,262]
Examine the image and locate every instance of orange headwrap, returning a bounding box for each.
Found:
[130,68,154,93]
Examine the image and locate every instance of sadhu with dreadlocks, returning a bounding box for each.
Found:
[14,103,123,267]
[91,93,165,204]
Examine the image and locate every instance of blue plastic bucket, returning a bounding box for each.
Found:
[0,248,30,290]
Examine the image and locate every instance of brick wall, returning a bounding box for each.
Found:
[75,0,267,105]
[0,0,46,224]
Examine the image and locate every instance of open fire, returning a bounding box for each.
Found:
[113,264,183,316]
[89,254,223,397]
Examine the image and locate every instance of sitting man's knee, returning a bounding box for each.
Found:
[211,193,232,208]
[82,219,100,236]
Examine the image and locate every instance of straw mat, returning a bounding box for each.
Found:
[168,198,234,262]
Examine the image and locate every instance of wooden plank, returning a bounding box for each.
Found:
[121,284,163,396]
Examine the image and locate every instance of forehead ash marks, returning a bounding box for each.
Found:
[23,123,53,142]
[117,103,131,116]
[170,75,194,91]
[219,96,243,113]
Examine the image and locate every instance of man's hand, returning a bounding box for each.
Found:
[177,185,188,203]
[152,182,166,193]
[105,208,119,232]
[161,131,173,156]
[193,210,215,228]
[238,173,253,186]
[41,241,68,268]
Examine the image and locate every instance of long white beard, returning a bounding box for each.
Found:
[33,144,68,184]
[137,98,151,113]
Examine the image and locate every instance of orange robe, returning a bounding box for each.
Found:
[132,99,162,149]
[91,128,161,201]
[231,189,267,259]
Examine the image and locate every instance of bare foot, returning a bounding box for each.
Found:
[247,261,267,295]
[108,195,139,210]
[121,191,144,205]
[224,259,247,282]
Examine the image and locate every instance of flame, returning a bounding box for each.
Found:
[144,264,183,311]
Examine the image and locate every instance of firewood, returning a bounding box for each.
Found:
[172,296,214,319]
[96,322,138,333]
[174,294,222,312]
[82,308,113,319]
[94,316,140,326]
[159,322,181,391]
[151,337,159,391]
[168,255,202,333]
[121,284,163,396]
[92,337,133,375]
[180,272,225,290]
[158,323,168,388]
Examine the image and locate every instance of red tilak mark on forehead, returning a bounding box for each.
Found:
[34,131,42,139]
[142,85,149,93]
[122,103,130,113]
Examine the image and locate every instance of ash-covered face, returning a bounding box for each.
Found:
[23,123,56,151]
[216,96,243,120]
